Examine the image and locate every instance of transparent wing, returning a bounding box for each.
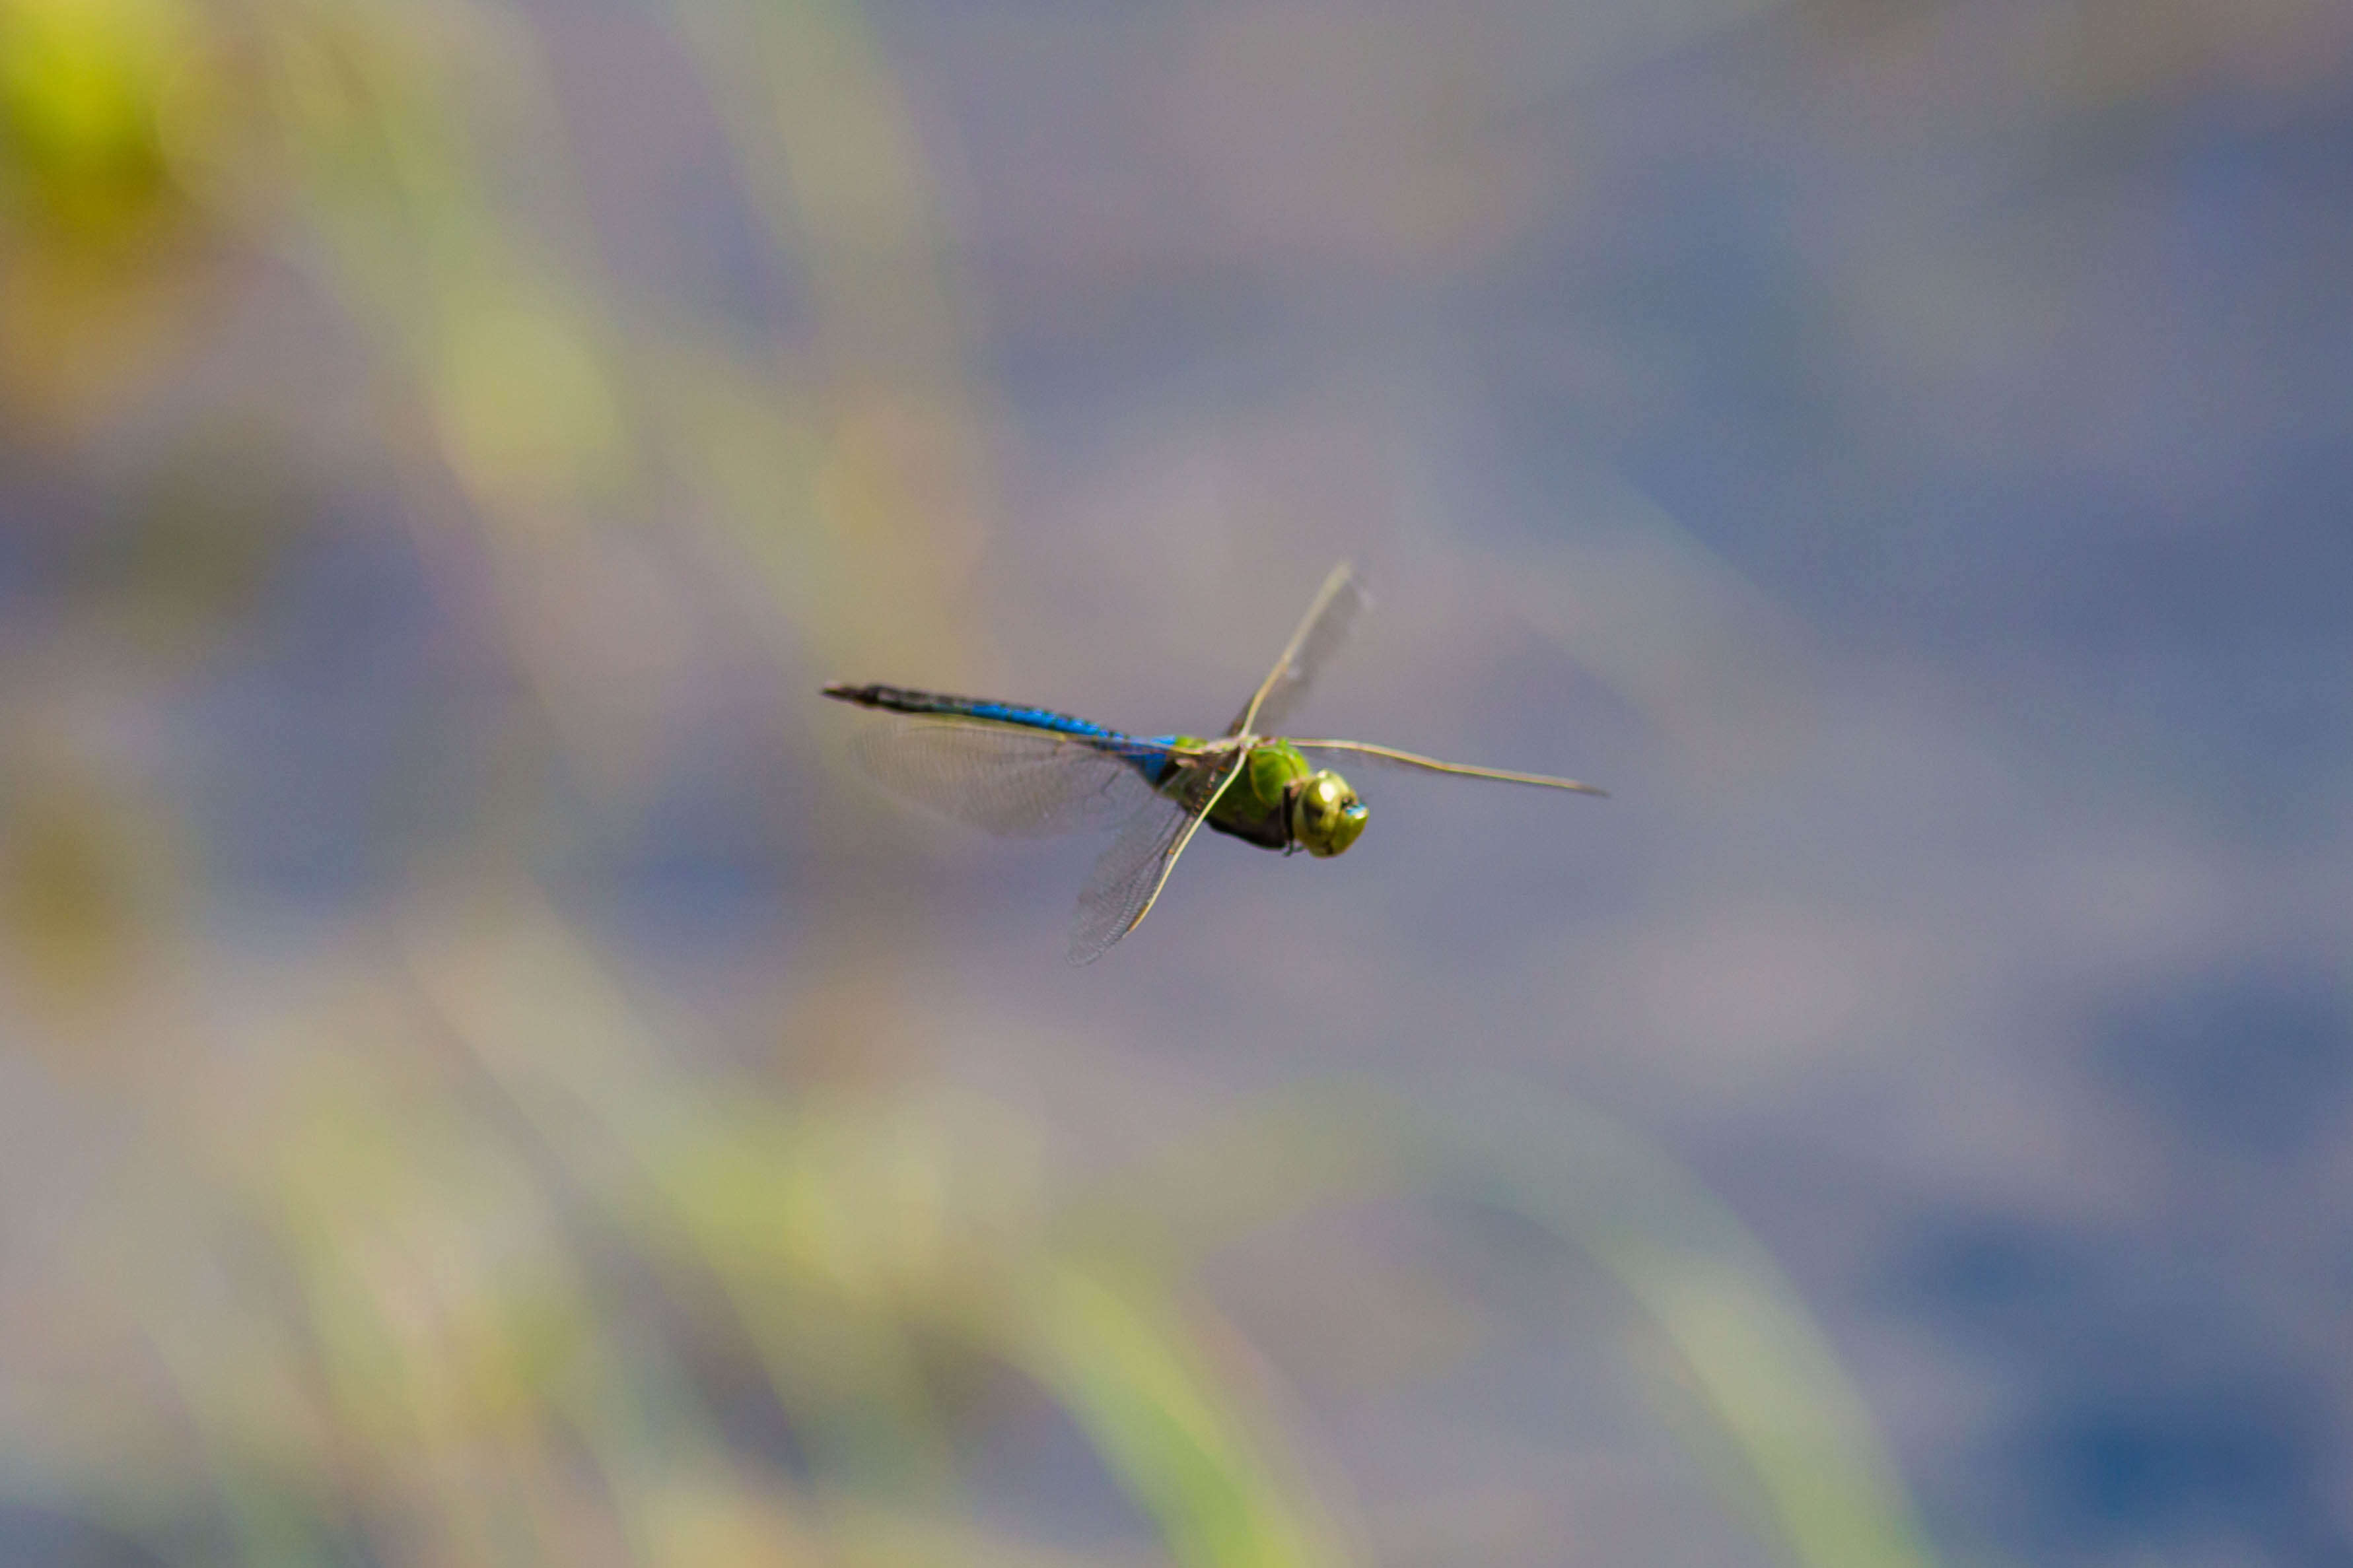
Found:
[1228,562,1370,737]
[844,717,1176,836]
[1292,739,1608,797]
[1067,752,1245,964]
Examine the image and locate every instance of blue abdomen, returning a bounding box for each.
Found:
[823,681,1174,782]
[822,682,1113,737]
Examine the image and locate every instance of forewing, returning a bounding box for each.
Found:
[1293,739,1607,796]
[1228,562,1370,737]
[1067,755,1237,963]
[845,718,1172,836]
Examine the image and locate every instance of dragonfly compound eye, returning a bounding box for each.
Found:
[1292,771,1368,858]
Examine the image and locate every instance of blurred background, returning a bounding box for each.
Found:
[2,0,2348,1563]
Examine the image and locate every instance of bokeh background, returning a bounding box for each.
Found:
[3,0,2349,1563]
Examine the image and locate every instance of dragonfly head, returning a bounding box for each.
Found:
[1290,770,1369,858]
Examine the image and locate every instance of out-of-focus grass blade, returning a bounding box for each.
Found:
[407,890,1349,1563]
[1022,1261,1342,1568]
[1418,1085,1936,1568]
[1054,1082,1935,1568]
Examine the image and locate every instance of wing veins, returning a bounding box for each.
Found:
[1067,747,1247,963]
[1229,561,1364,737]
[844,716,1182,836]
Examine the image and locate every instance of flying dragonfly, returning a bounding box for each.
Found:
[824,563,1605,963]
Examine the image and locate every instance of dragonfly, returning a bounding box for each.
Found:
[824,563,1605,963]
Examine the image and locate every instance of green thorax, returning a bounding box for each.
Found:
[1163,737,1311,851]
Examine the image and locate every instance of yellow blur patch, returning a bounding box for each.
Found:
[0,0,234,435]
[0,772,157,1024]
[433,295,625,512]
[639,1479,814,1568]
[0,0,197,232]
